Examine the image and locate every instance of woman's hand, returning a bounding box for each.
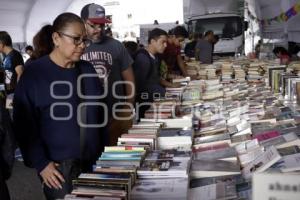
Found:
[40,162,65,189]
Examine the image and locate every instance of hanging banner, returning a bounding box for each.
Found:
[247,2,300,26]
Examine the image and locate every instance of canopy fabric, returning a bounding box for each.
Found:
[1,0,300,44]
[246,0,300,42]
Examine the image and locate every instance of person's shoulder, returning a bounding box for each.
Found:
[25,55,50,72]
[105,37,126,49]
[135,49,150,61]
[78,60,93,68]
[78,60,97,73]
[11,49,23,59]
[12,49,21,55]
[106,37,122,45]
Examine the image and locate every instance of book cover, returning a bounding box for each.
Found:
[131,178,188,200]
[190,160,241,178]
[242,146,281,179]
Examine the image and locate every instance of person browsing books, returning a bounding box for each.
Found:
[13,12,105,200]
[81,3,135,146]
[133,28,176,118]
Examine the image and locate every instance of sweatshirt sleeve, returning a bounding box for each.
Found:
[133,53,152,89]
[13,73,49,173]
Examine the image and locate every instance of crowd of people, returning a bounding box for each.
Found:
[0,3,299,200]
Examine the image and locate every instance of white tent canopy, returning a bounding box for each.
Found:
[0,0,183,46]
[247,0,300,42]
[0,0,102,44]
[1,0,299,47]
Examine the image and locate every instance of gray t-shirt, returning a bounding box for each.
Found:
[82,37,133,110]
[195,39,213,64]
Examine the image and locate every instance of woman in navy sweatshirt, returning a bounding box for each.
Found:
[13,12,105,200]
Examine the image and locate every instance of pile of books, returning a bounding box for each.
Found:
[221,62,234,82]
[186,61,199,78]
[182,83,202,106]
[267,65,287,93]
[96,148,146,168]
[137,149,191,179]
[131,178,189,200]
[158,128,193,150]
[118,124,162,150]
[171,77,190,85]
[188,82,300,199]
[144,99,179,119]
[165,87,185,100]
[64,63,300,199]
[131,149,191,200]
[67,172,132,200]
[233,64,246,81]
[196,64,219,80]
[202,79,224,100]
[246,63,264,82]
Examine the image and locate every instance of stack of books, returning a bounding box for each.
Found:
[131,178,189,200]
[68,172,134,200]
[158,128,193,150]
[182,84,202,106]
[221,62,234,82]
[202,79,224,100]
[117,127,161,150]
[137,149,191,179]
[247,63,264,82]
[165,87,185,100]
[206,66,218,80]
[267,65,287,93]
[186,61,199,78]
[194,64,218,80]
[233,64,246,82]
[144,99,179,119]
[64,62,300,199]
[96,147,146,168]
[189,175,241,200]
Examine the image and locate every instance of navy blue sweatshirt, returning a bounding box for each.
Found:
[13,55,105,173]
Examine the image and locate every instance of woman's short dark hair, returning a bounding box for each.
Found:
[32,12,84,60]
[0,31,12,47]
[148,28,168,44]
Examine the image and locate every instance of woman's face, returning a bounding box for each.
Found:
[53,22,87,62]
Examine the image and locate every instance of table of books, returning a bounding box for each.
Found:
[63,58,300,200]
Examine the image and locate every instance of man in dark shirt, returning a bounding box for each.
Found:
[0,31,24,93]
[133,28,172,118]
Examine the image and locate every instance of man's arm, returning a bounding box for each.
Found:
[176,55,188,77]
[15,65,24,82]
[160,78,181,88]
[121,66,135,105]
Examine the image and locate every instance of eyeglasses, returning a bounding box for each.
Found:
[86,22,103,30]
[58,32,89,46]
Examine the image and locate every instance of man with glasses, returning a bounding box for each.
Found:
[81,4,135,146]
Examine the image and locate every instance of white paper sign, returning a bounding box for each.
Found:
[253,173,300,200]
